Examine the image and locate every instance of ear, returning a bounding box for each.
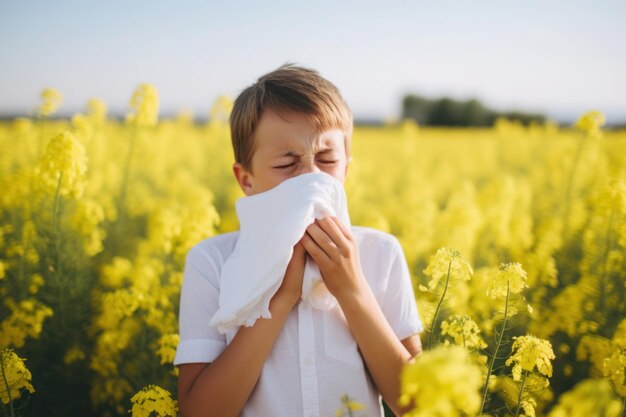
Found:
[233,162,254,196]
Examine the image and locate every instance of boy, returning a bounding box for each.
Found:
[174,63,423,417]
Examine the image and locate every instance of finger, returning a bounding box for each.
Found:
[306,222,340,257]
[315,217,350,251]
[288,242,307,267]
[300,233,331,267]
[330,216,353,241]
[293,241,306,257]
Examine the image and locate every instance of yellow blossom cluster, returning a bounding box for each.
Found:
[547,379,622,417]
[486,262,529,299]
[129,384,178,417]
[399,345,483,416]
[156,334,180,365]
[36,130,88,198]
[37,87,63,117]
[86,97,108,124]
[126,83,160,128]
[440,314,487,350]
[574,110,606,138]
[506,335,556,381]
[420,247,473,293]
[0,298,53,348]
[603,349,625,397]
[0,349,35,404]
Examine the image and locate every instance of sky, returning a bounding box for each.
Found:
[1,0,625,124]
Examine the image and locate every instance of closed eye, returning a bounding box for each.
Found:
[318,160,338,164]
[273,162,295,169]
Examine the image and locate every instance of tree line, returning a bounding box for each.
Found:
[401,94,546,127]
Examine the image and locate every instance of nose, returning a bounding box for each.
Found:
[297,156,321,175]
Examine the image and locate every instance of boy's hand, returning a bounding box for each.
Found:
[272,242,307,310]
[301,216,367,302]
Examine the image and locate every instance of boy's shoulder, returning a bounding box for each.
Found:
[350,225,402,255]
[187,231,240,265]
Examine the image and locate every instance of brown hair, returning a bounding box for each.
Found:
[230,63,353,171]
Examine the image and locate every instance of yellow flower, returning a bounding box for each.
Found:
[208,95,234,124]
[90,319,140,377]
[37,87,63,117]
[100,257,134,288]
[612,319,626,350]
[0,298,53,349]
[28,274,45,295]
[399,345,482,416]
[440,315,487,350]
[129,385,178,417]
[37,131,88,198]
[71,198,106,256]
[486,262,528,299]
[86,97,107,124]
[577,334,613,377]
[420,248,473,293]
[574,110,605,138]
[156,334,180,365]
[506,335,556,381]
[95,289,143,330]
[495,373,552,417]
[547,379,621,417]
[603,348,625,397]
[0,349,35,404]
[64,346,86,365]
[91,376,133,413]
[126,83,159,128]
[71,113,94,143]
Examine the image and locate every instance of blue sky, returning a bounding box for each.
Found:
[1,0,625,123]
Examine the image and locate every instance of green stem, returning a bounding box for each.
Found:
[427,260,453,349]
[621,396,625,417]
[37,115,45,159]
[118,126,137,220]
[113,126,137,255]
[514,370,527,417]
[0,352,15,417]
[52,172,64,329]
[562,134,585,239]
[479,280,510,416]
[598,207,614,313]
[52,172,63,238]
[12,210,27,300]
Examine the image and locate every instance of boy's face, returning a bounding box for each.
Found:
[233,109,349,196]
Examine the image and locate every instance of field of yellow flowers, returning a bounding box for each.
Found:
[1,85,625,417]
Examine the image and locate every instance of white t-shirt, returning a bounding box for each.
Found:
[174,226,424,417]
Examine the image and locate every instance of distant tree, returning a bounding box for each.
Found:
[401,94,545,127]
[464,99,497,126]
[402,95,433,125]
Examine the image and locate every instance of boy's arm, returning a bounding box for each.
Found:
[177,243,306,417]
[302,218,420,416]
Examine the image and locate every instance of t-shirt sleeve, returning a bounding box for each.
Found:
[381,237,424,341]
[173,244,227,366]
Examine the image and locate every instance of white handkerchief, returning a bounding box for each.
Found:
[209,172,351,334]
